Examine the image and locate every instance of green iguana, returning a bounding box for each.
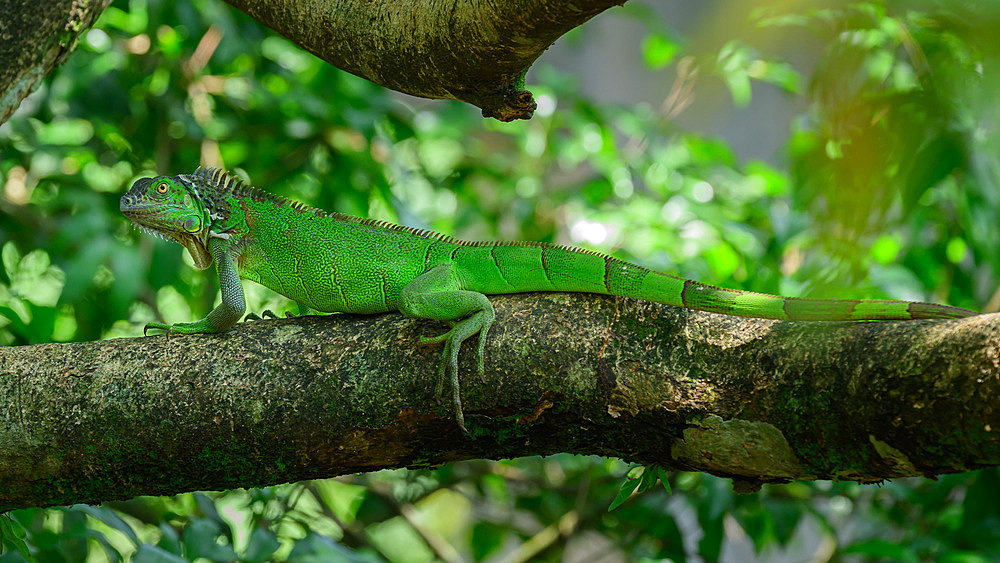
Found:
[120,167,976,430]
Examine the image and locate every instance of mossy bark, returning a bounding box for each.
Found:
[220,0,625,121]
[0,293,998,509]
[0,0,112,125]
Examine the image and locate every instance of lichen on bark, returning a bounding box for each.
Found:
[0,0,112,124]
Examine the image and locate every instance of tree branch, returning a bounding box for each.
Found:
[1,0,623,124]
[0,0,112,125]
[0,292,997,509]
[219,0,625,121]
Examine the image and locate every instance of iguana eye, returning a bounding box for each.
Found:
[156,182,169,194]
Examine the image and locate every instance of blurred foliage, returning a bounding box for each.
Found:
[1,0,999,560]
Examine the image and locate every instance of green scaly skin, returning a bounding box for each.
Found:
[120,168,977,431]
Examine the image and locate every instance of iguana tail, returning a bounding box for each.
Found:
[456,243,975,320]
[632,272,974,320]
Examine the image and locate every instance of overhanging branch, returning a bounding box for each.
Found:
[0,292,998,509]
[0,0,112,125]
[220,0,626,121]
[1,0,624,125]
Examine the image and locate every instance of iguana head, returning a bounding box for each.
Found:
[120,175,214,269]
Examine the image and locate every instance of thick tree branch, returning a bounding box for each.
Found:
[0,0,112,125]
[0,293,998,509]
[219,0,624,121]
[0,0,622,123]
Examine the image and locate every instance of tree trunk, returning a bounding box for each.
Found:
[0,0,112,124]
[0,292,997,510]
[220,0,625,121]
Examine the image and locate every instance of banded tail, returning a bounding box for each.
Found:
[455,242,976,321]
[639,275,974,320]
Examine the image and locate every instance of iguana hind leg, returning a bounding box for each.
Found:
[399,263,495,432]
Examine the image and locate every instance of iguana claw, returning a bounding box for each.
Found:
[245,308,302,322]
[144,322,174,340]
[247,309,281,320]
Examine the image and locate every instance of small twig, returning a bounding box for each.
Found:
[499,509,579,563]
[397,502,464,563]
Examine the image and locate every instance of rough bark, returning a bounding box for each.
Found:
[0,0,112,125]
[220,0,625,121]
[0,0,622,124]
[0,292,998,510]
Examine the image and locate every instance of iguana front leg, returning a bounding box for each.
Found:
[399,263,495,432]
[146,239,246,335]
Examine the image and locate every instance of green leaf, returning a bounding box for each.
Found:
[1,517,25,541]
[25,302,57,344]
[0,305,29,337]
[641,33,679,69]
[243,527,280,563]
[88,529,124,563]
[354,489,395,522]
[182,518,237,561]
[717,41,754,106]
[723,71,752,107]
[871,234,902,264]
[70,505,139,545]
[745,59,802,93]
[655,466,672,494]
[1,243,20,279]
[637,465,659,493]
[825,139,844,159]
[0,514,30,561]
[471,522,506,560]
[609,474,641,511]
[762,499,801,546]
[157,522,182,556]
[194,492,231,536]
[58,510,91,562]
[35,119,95,146]
[946,238,968,264]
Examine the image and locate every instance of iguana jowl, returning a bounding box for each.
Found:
[120,168,977,430]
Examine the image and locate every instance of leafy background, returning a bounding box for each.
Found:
[1,0,999,560]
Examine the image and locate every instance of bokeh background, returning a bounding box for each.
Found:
[1,0,999,560]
